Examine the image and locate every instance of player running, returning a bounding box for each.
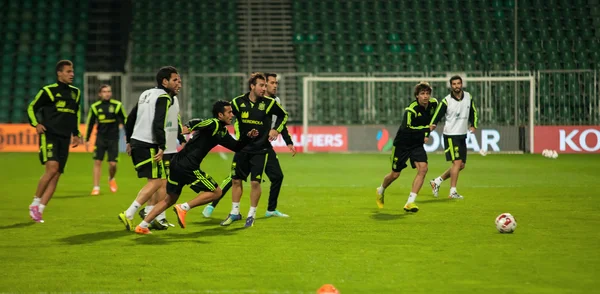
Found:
[134,100,258,234]
[376,82,438,212]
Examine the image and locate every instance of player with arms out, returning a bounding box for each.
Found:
[134,101,259,234]
[429,75,478,199]
[85,84,127,195]
[376,82,438,212]
[118,66,180,231]
[27,60,83,222]
[203,72,295,218]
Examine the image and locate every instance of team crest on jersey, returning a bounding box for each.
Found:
[240,103,246,108]
[417,112,422,117]
[241,111,249,118]
[108,105,115,113]
[46,144,53,158]
[56,93,62,98]
[258,102,265,111]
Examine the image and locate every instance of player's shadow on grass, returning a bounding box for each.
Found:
[53,194,90,200]
[191,218,224,226]
[59,230,131,245]
[417,198,453,204]
[0,222,35,230]
[370,212,407,221]
[132,235,209,245]
[170,226,246,239]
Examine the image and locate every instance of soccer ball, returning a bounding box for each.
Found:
[495,213,517,233]
[542,149,559,159]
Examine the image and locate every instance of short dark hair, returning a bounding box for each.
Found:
[97,84,111,93]
[55,60,73,74]
[264,73,277,81]
[248,72,266,90]
[414,81,432,97]
[156,66,179,87]
[449,75,463,84]
[212,100,232,118]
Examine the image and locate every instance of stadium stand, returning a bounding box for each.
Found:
[291,0,599,73]
[290,0,600,124]
[1,0,598,125]
[1,0,88,123]
[128,0,240,119]
[129,0,238,74]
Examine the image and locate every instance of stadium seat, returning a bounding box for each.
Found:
[390,44,402,53]
[0,110,9,123]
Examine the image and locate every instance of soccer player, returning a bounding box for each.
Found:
[134,101,259,234]
[429,75,478,199]
[203,72,295,218]
[85,84,127,195]
[132,94,187,229]
[118,66,180,231]
[220,72,289,228]
[376,82,438,212]
[27,60,83,222]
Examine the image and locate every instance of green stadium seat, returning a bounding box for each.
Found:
[0,97,9,111]
[11,109,25,123]
[448,53,460,63]
[18,43,30,54]
[463,42,475,54]
[574,50,588,63]
[0,111,9,123]
[564,60,577,69]
[390,44,402,53]
[558,39,571,52]
[293,33,304,43]
[537,28,550,40]
[433,63,446,72]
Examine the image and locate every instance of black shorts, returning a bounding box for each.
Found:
[167,164,219,196]
[391,144,427,172]
[231,151,268,182]
[39,133,70,173]
[131,146,165,179]
[93,138,119,162]
[163,153,175,179]
[443,134,468,163]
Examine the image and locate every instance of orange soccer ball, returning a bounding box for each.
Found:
[317,284,340,294]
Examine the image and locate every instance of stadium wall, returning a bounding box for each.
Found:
[2,124,598,154]
[0,124,126,153]
[350,125,525,153]
[534,126,600,153]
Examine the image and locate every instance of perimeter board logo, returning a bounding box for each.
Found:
[376,129,393,151]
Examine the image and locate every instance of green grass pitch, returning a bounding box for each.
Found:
[0,152,599,293]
